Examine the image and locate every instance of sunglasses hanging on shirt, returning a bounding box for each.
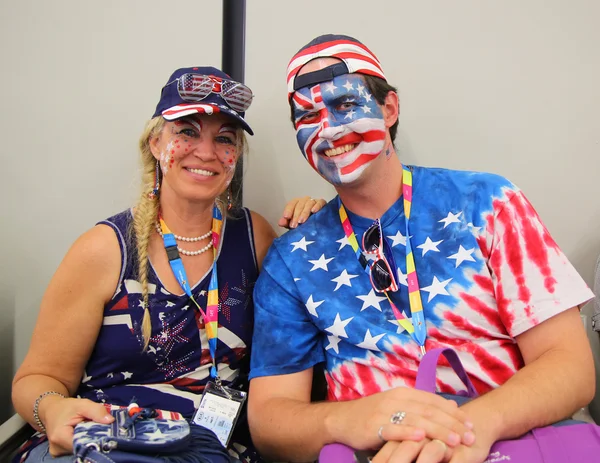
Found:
[337,165,427,354]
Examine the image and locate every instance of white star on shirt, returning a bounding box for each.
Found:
[181,305,189,311]
[82,371,92,383]
[343,80,354,91]
[199,290,207,296]
[447,245,476,268]
[361,105,372,114]
[308,254,334,271]
[305,295,324,318]
[294,278,301,282]
[122,371,133,379]
[468,222,483,234]
[364,92,372,102]
[148,345,157,354]
[421,276,452,302]
[356,329,386,351]
[344,109,356,120]
[331,269,358,291]
[165,301,176,308]
[439,211,463,228]
[336,236,351,250]
[356,83,365,95]
[290,236,315,252]
[107,372,114,378]
[325,334,342,353]
[324,81,338,94]
[159,312,166,321]
[145,428,165,440]
[356,289,387,311]
[138,300,145,308]
[417,237,443,256]
[325,313,353,338]
[396,267,408,286]
[387,230,407,247]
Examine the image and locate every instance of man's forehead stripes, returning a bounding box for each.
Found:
[287,39,386,95]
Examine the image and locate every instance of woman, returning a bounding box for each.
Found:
[12,66,324,462]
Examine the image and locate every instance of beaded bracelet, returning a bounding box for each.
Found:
[33,391,66,433]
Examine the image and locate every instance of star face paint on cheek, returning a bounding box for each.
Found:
[216,124,240,185]
[293,74,387,185]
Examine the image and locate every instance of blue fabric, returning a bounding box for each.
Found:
[249,165,591,401]
[18,207,261,462]
[250,166,515,382]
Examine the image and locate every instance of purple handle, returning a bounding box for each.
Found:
[415,348,478,398]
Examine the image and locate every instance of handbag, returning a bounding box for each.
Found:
[72,406,233,463]
[319,347,600,462]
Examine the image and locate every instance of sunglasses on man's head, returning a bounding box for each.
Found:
[362,219,399,293]
[165,73,254,113]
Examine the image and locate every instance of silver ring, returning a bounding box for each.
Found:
[377,425,386,442]
[390,411,407,424]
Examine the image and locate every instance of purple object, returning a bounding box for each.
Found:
[319,347,600,462]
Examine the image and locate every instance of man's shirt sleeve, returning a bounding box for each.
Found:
[485,188,593,337]
[249,243,325,379]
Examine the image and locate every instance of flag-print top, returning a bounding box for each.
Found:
[250,166,593,401]
[76,207,258,418]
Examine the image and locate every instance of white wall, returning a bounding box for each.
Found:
[0,0,221,421]
[243,0,600,288]
[1,0,599,422]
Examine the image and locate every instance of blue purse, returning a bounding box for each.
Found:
[73,407,233,463]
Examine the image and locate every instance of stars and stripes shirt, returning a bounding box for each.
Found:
[78,208,258,417]
[250,166,593,401]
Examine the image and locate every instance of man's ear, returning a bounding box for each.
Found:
[382,90,399,129]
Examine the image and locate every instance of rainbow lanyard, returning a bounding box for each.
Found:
[337,165,427,354]
[159,204,224,379]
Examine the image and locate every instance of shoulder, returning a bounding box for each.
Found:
[68,223,122,269]
[411,165,521,210]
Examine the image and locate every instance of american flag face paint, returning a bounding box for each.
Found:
[292,74,386,185]
[156,115,240,189]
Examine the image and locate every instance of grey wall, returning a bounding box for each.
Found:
[1,0,599,423]
[0,0,221,421]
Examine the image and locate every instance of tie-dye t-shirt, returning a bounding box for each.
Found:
[249,166,593,401]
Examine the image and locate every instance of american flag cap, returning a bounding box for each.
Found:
[152,66,254,135]
[287,34,387,98]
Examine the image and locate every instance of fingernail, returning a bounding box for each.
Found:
[463,431,476,445]
[290,222,297,228]
[298,218,305,224]
[464,420,474,429]
[311,207,318,213]
[104,415,113,422]
[412,429,425,440]
[447,432,460,446]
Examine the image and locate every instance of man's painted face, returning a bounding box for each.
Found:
[292,74,386,185]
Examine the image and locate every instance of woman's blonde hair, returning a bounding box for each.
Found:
[132,116,248,350]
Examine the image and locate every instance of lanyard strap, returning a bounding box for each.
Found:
[337,166,427,352]
[159,204,224,379]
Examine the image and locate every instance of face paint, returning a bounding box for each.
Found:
[217,124,239,186]
[292,74,386,185]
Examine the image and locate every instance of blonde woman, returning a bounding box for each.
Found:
[12,66,324,463]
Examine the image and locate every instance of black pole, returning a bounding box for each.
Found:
[222,0,246,208]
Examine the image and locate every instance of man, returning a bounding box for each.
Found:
[248,34,594,463]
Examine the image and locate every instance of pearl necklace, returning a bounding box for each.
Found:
[155,223,213,257]
[155,223,212,242]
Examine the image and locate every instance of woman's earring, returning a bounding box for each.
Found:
[148,160,160,199]
[227,187,233,210]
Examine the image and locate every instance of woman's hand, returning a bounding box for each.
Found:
[278,196,326,229]
[40,396,114,456]
[328,387,475,453]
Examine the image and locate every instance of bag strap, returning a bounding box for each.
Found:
[415,348,479,398]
